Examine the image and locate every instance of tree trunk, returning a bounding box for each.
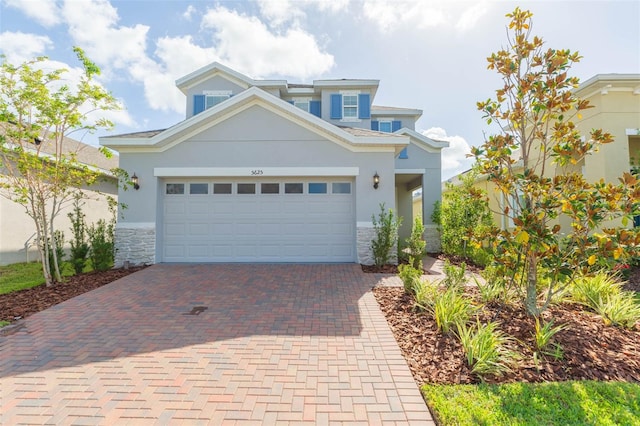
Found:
[524,253,540,316]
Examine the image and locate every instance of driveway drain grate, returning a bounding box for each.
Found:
[183,306,208,316]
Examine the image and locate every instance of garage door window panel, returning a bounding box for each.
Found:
[261,183,280,194]
[237,183,256,194]
[308,183,327,194]
[190,183,209,194]
[166,183,185,195]
[213,183,232,194]
[332,182,351,194]
[285,183,303,194]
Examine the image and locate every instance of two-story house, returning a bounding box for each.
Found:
[100,62,448,265]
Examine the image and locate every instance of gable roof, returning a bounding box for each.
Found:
[175,62,287,95]
[100,86,409,154]
[394,127,449,153]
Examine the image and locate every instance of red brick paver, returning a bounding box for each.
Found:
[0,264,434,425]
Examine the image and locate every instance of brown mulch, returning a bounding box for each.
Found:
[0,266,146,324]
[373,279,640,386]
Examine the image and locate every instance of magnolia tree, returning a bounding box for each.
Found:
[472,8,640,316]
[0,48,120,286]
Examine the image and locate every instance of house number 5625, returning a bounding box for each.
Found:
[251,169,264,175]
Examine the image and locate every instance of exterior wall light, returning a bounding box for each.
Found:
[131,173,140,190]
[373,172,380,189]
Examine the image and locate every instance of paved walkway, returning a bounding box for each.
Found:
[0,264,434,425]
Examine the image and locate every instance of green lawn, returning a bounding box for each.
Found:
[422,381,640,426]
[0,262,46,294]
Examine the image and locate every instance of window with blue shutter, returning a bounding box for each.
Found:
[392,120,402,132]
[358,94,370,119]
[309,100,321,117]
[330,94,342,119]
[193,95,205,115]
[371,121,379,131]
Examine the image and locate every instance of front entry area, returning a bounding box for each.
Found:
[161,178,356,262]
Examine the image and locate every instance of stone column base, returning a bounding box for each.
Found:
[114,224,156,267]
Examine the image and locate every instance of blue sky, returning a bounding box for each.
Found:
[1,0,638,180]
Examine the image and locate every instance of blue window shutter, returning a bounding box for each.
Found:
[309,100,321,117]
[399,147,409,159]
[288,100,295,105]
[193,95,205,115]
[392,120,402,131]
[330,94,342,119]
[371,120,379,131]
[358,94,370,119]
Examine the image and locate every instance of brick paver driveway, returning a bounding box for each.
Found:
[0,264,433,425]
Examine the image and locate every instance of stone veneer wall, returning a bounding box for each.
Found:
[356,226,398,265]
[114,225,156,267]
[423,225,441,253]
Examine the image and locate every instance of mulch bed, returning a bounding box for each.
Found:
[0,266,146,324]
[373,268,640,385]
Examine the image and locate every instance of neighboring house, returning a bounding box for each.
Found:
[444,74,640,232]
[100,62,448,265]
[0,134,119,265]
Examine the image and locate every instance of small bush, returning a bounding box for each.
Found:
[371,203,402,267]
[571,273,622,311]
[596,292,640,329]
[442,260,466,289]
[68,196,89,274]
[405,216,426,270]
[432,286,475,334]
[88,219,114,272]
[414,279,439,311]
[533,318,565,357]
[398,263,422,295]
[457,320,515,378]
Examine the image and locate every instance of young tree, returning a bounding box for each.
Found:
[0,48,120,285]
[432,169,493,264]
[473,8,639,316]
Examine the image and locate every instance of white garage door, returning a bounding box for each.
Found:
[161,179,355,262]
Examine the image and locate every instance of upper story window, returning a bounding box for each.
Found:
[294,99,310,112]
[330,92,370,121]
[343,95,358,119]
[379,121,392,133]
[204,90,232,109]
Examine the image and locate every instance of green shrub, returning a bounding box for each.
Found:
[533,318,565,358]
[596,292,640,329]
[398,263,422,295]
[371,203,402,267]
[68,196,89,274]
[442,260,466,289]
[405,216,426,270]
[88,219,114,271]
[414,279,439,311]
[571,273,622,311]
[457,320,515,378]
[432,286,475,334]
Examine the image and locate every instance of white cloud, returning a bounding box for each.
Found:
[422,127,473,179]
[255,0,348,27]
[0,31,53,63]
[183,5,196,21]
[363,1,447,33]
[201,6,334,79]
[455,2,489,32]
[4,0,61,27]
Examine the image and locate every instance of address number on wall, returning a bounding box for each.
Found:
[250,170,264,175]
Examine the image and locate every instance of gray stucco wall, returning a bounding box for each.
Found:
[116,105,396,264]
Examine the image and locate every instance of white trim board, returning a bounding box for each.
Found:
[154,167,360,177]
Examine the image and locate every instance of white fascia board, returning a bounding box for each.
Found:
[176,63,254,93]
[371,108,422,117]
[287,88,316,94]
[396,128,449,152]
[154,167,360,177]
[313,79,379,88]
[254,80,288,89]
